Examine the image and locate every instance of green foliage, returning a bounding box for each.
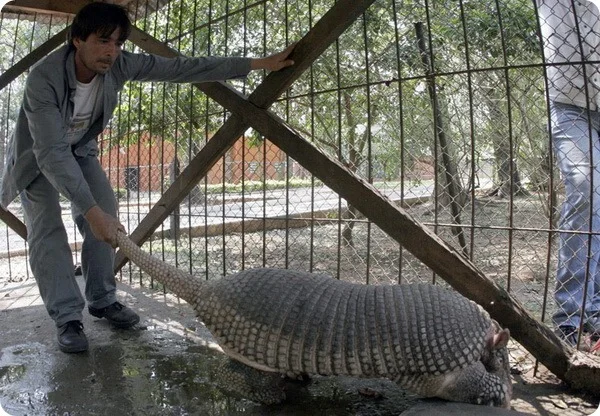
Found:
[204,178,322,195]
[104,0,547,192]
[0,16,71,134]
[113,188,128,199]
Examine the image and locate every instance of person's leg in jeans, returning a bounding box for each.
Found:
[551,102,600,342]
[21,173,88,352]
[72,154,118,310]
[72,154,139,328]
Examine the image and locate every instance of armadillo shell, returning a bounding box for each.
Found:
[195,268,491,378]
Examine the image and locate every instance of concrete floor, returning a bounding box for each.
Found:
[0,274,598,416]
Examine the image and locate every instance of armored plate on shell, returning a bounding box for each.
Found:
[198,268,492,377]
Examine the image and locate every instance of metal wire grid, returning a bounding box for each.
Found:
[0,11,73,282]
[0,0,596,367]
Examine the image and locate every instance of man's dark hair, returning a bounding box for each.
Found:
[68,3,131,47]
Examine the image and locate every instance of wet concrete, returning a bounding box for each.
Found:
[0,277,422,415]
[0,276,598,415]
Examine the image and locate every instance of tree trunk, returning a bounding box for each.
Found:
[0,130,4,175]
[187,142,205,205]
[489,143,529,198]
[169,156,180,240]
[341,91,365,247]
[483,79,529,199]
[416,22,468,254]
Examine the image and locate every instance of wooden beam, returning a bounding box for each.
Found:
[0,27,69,91]
[197,81,574,382]
[0,206,27,240]
[2,0,133,16]
[115,0,377,268]
[3,0,175,21]
[2,0,84,16]
[121,4,581,386]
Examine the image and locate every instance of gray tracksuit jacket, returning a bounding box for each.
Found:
[0,44,251,213]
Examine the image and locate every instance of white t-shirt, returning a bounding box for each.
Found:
[66,75,103,144]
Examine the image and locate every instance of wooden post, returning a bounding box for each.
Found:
[114,0,378,268]
[197,81,575,383]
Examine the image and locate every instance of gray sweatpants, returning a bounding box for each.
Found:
[20,155,118,327]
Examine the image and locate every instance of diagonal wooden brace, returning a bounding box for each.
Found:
[190,78,579,385]
[115,0,377,267]
[0,27,70,92]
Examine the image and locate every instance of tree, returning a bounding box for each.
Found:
[454,0,541,198]
[104,0,550,243]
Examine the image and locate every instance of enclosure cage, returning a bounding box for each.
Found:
[0,0,598,398]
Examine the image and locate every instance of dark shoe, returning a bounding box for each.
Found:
[89,301,140,328]
[57,321,88,353]
[555,325,578,347]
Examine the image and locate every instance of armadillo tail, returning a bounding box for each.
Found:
[116,231,204,303]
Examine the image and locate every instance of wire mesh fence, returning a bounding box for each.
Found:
[1,0,599,375]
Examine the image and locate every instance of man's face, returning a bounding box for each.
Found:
[73,28,124,82]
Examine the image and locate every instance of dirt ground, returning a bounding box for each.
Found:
[1,194,600,414]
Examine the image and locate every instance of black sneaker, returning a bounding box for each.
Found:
[89,301,140,329]
[57,320,89,353]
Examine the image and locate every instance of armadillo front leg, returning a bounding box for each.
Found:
[439,361,511,408]
[397,360,511,408]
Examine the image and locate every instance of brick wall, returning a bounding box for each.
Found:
[99,133,287,192]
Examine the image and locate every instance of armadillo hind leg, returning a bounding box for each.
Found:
[398,360,511,408]
[214,359,287,405]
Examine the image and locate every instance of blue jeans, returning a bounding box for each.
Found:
[20,155,118,327]
[551,102,600,328]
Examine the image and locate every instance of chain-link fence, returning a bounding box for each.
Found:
[1,0,599,375]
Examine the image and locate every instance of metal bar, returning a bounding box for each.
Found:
[415,21,468,256]
[391,0,405,284]
[3,0,83,16]
[115,0,378,269]
[201,80,572,381]
[494,0,516,294]
[458,0,477,260]
[0,25,68,91]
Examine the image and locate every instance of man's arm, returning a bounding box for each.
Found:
[24,69,123,247]
[119,44,296,85]
[24,70,97,215]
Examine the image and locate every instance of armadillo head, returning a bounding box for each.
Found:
[481,323,513,407]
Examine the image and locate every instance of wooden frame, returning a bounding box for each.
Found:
[1,0,598,387]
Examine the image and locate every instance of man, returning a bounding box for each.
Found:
[0,2,294,353]
[537,0,600,346]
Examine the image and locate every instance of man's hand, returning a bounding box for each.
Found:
[250,43,296,72]
[84,205,125,248]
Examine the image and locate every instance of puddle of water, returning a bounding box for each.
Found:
[0,365,25,388]
[0,330,416,415]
